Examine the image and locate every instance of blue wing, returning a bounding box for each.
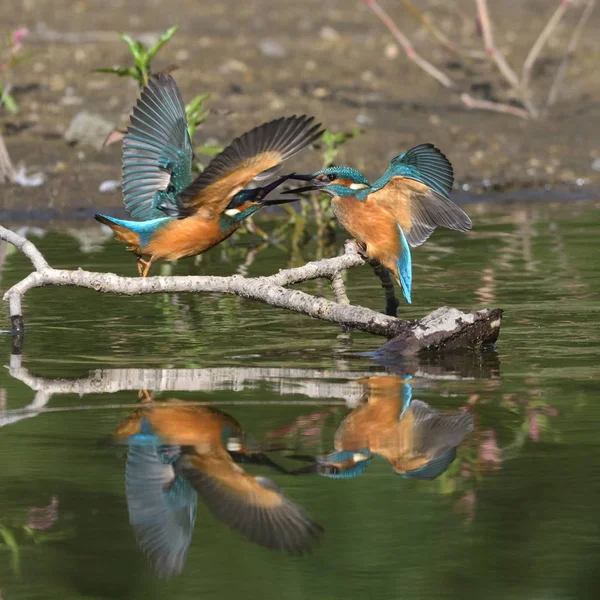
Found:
[125,442,197,578]
[402,448,457,480]
[387,143,454,199]
[370,144,471,248]
[122,74,193,221]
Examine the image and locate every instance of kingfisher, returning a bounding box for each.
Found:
[96,74,323,276]
[284,144,472,307]
[316,376,473,480]
[112,401,322,576]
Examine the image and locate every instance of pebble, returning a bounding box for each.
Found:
[99,180,121,193]
[218,59,248,75]
[384,43,399,59]
[355,114,372,126]
[592,158,600,172]
[259,40,286,58]
[320,26,341,42]
[64,112,114,151]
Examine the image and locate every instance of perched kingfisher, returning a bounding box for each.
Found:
[284,144,472,306]
[96,74,323,276]
[112,402,323,576]
[316,376,473,480]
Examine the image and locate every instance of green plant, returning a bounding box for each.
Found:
[96,26,221,166]
[0,28,31,115]
[95,25,179,88]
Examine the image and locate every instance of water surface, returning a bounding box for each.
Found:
[1,200,599,599]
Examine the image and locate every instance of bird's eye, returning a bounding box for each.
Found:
[327,173,336,181]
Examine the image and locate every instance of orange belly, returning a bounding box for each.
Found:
[332,196,401,282]
[143,216,238,261]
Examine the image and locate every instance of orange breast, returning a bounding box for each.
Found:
[332,195,401,279]
[143,216,238,260]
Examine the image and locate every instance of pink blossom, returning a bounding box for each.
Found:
[11,28,28,51]
[528,409,540,442]
[479,430,502,470]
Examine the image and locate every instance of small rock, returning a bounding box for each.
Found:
[384,42,399,59]
[592,158,600,172]
[259,40,286,58]
[219,59,248,75]
[320,26,340,42]
[99,179,120,193]
[64,111,114,151]
[13,167,46,187]
[312,87,329,99]
[176,49,189,62]
[355,114,372,126]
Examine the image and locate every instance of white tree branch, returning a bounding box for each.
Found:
[0,225,503,352]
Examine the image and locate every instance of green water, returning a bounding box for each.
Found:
[1,200,599,599]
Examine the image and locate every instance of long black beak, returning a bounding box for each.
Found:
[261,196,300,206]
[281,174,327,195]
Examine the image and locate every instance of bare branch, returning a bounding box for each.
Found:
[0,225,502,352]
[476,0,521,89]
[547,0,595,108]
[460,93,531,119]
[365,0,533,119]
[522,0,574,98]
[400,0,463,56]
[366,0,455,89]
[0,134,17,184]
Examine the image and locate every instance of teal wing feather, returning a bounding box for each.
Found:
[122,74,193,221]
[126,442,197,578]
[387,143,454,199]
[370,143,471,248]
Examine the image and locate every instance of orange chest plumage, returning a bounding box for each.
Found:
[332,195,403,268]
[143,217,238,261]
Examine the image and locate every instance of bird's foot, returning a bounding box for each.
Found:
[137,389,153,403]
[349,239,368,259]
[137,256,154,277]
[384,296,400,318]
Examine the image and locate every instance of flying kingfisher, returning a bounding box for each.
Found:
[315,376,473,480]
[284,143,471,307]
[96,74,323,276]
[112,401,322,576]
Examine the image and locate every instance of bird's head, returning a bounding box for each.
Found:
[315,449,373,479]
[283,166,370,198]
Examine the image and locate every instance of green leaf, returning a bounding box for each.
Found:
[94,66,137,77]
[146,25,179,62]
[0,524,21,575]
[185,94,211,138]
[119,32,146,62]
[0,84,18,114]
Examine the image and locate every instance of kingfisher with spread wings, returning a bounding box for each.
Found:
[96,74,322,276]
[113,402,323,577]
[283,143,472,309]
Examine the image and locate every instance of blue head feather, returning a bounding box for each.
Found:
[313,166,371,199]
[315,166,370,185]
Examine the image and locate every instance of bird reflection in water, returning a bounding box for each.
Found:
[111,401,323,577]
[316,376,473,480]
